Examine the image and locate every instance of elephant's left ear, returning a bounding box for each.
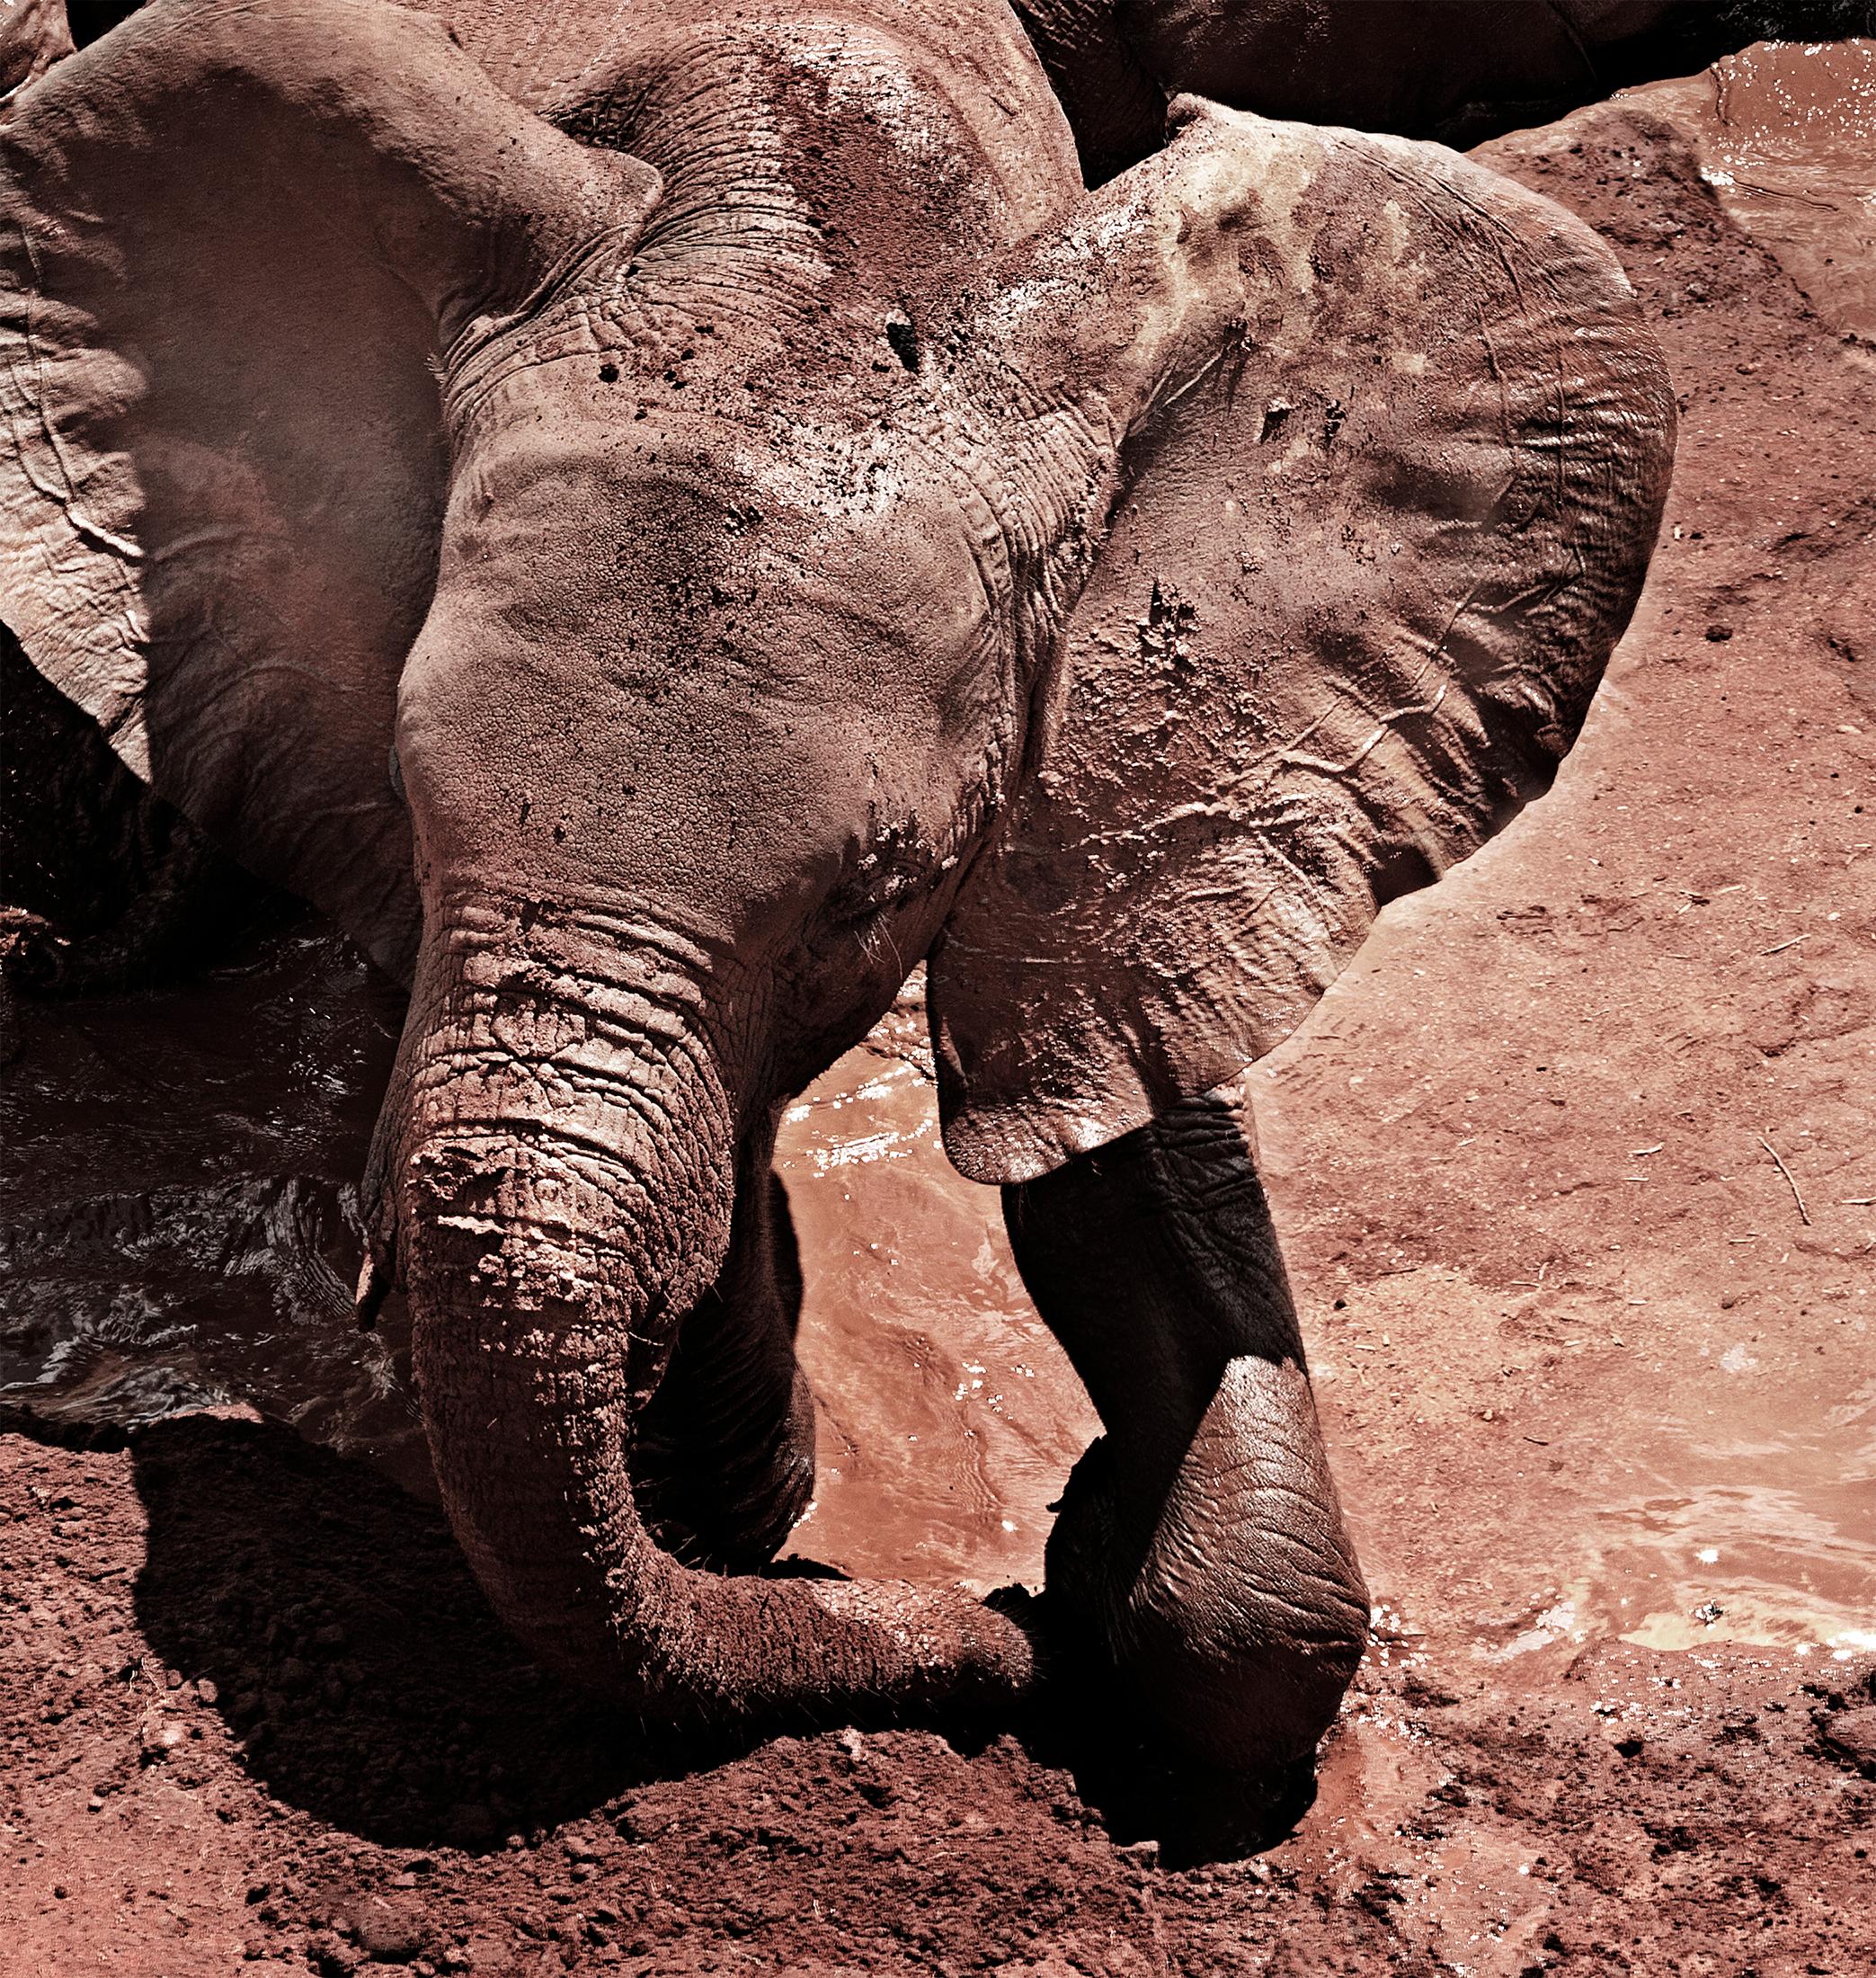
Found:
[929,102,1674,1184]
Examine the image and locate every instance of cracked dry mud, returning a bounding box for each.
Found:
[4,41,1876,1978]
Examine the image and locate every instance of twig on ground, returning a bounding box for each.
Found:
[1756,1132,1812,1226]
[1732,176,1839,209]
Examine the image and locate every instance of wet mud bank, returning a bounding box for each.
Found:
[4,1412,1873,1974]
[4,39,1876,1976]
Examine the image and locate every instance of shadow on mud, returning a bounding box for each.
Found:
[126,1410,696,1848]
[4,1399,1316,1858]
[1022,1680,1321,1868]
[119,1408,1312,1861]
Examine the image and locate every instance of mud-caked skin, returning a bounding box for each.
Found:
[0,0,1673,1765]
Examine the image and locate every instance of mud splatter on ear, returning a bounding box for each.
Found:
[0,0,659,978]
[929,102,1673,1185]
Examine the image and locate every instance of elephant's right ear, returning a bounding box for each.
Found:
[0,0,658,976]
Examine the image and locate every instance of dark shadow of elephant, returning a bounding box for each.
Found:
[129,1410,665,1847]
[125,1407,1312,1861]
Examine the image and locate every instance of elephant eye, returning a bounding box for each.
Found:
[827,815,952,923]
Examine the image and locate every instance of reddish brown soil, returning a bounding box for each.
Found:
[4,1405,1873,1976]
[5,56,1876,1978]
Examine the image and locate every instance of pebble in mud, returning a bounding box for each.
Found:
[347,1893,431,1962]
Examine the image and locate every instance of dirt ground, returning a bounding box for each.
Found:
[4,47,1876,1978]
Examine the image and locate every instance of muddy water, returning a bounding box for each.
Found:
[771,982,1094,1592]
[0,919,426,1484]
[1626,39,1876,344]
[1484,1395,1876,1661]
[1555,1331,1876,1655]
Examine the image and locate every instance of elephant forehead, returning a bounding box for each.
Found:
[427,11,1082,449]
[422,0,1079,245]
[439,398,996,679]
[578,3,1078,259]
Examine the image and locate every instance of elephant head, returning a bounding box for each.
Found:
[0,0,1673,1751]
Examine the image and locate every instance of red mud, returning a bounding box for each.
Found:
[4,44,1876,1977]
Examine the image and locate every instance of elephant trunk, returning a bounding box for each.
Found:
[386,899,1034,1724]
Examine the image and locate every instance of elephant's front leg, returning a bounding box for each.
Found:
[633,1160,816,1573]
[1005,1082,1368,1769]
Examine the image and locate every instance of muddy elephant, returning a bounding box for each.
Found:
[0,0,1673,1768]
[1014,0,1876,180]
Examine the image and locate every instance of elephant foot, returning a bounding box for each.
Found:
[1043,1355,1369,1772]
[1004,1084,1369,1771]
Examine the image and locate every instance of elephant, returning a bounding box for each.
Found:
[1012,0,1876,182]
[0,0,1674,1769]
